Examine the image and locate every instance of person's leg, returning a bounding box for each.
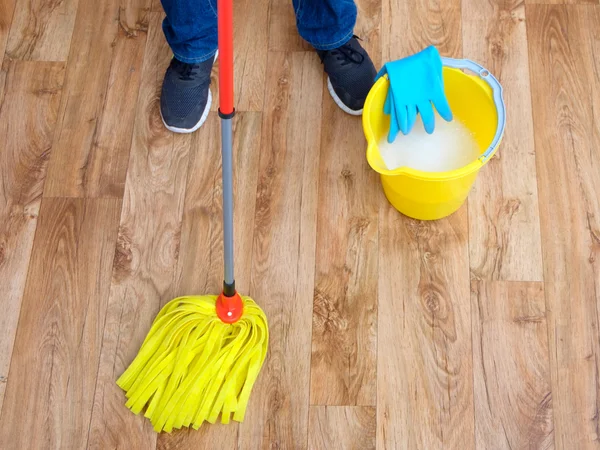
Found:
[161,0,218,63]
[293,0,357,51]
[159,0,218,133]
[293,0,376,115]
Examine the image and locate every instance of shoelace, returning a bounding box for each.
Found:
[327,37,365,66]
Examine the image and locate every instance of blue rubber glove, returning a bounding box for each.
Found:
[376,46,453,142]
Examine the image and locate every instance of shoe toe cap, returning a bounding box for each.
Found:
[160,83,210,130]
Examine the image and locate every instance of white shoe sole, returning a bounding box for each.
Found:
[327,77,363,116]
[161,51,219,134]
[161,90,212,134]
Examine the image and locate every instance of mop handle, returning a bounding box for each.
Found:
[217,0,236,296]
[218,0,234,115]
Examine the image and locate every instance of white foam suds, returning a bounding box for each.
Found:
[378,112,481,172]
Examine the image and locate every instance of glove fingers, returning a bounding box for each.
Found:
[387,96,400,143]
[406,105,417,134]
[398,103,408,135]
[432,90,453,122]
[384,90,392,115]
[417,101,435,134]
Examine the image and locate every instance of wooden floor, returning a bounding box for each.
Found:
[0,0,599,447]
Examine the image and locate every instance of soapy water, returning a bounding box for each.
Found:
[378,110,481,172]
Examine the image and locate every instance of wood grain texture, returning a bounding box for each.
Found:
[0,54,7,420]
[4,0,600,446]
[43,0,149,197]
[157,112,262,448]
[170,112,262,299]
[82,22,148,198]
[463,0,543,282]
[209,0,268,113]
[527,4,600,449]
[157,423,238,450]
[308,406,376,450]
[310,99,378,406]
[378,0,473,448]
[86,13,191,449]
[0,60,64,417]
[237,51,322,450]
[382,0,461,61]
[232,0,268,111]
[377,208,474,449]
[268,0,311,52]
[471,281,553,449]
[151,0,162,12]
[0,197,121,450]
[6,0,78,61]
[0,61,5,102]
[309,0,380,408]
[0,0,16,59]
[525,0,597,5]
[355,0,382,69]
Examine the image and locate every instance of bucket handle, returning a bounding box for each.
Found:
[441,57,506,163]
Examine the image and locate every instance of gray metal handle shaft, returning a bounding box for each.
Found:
[221,117,235,288]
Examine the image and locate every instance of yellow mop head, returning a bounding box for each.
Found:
[116,294,268,433]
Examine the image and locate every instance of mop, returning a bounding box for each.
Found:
[116,0,269,432]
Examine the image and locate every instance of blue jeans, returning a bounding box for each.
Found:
[160,0,357,63]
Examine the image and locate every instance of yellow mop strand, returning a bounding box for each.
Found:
[116,295,268,433]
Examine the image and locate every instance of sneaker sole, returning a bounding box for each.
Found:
[161,89,212,134]
[326,77,363,116]
[160,51,218,134]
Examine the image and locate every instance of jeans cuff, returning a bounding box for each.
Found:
[172,48,217,64]
[303,29,354,51]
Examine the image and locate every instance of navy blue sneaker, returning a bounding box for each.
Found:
[160,54,217,133]
[316,36,377,115]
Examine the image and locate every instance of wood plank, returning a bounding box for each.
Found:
[0,197,121,450]
[0,44,8,422]
[43,0,149,197]
[527,4,600,449]
[525,0,597,5]
[151,0,162,12]
[157,111,262,447]
[463,0,543,282]
[309,0,380,408]
[268,0,311,52]
[157,423,237,450]
[0,60,5,101]
[6,0,78,61]
[86,13,192,449]
[382,0,461,62]
[378,208,474,449]
[82,22,148,198]
[310,98,378,406]
[355,0,382,69]
[237,51,322,449]
[0,0,16,59]
[471,281,553,449]
[0,60,64,417]
[171,111,262,299]
[119,0,151,35]
[378,0,472,448]
[308,406,376,450]
[227,0,269,111]
[42,0,119,197]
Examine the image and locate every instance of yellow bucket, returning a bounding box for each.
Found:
[363,58,506,220]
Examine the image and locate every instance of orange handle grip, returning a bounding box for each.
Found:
[217,0,234,114]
